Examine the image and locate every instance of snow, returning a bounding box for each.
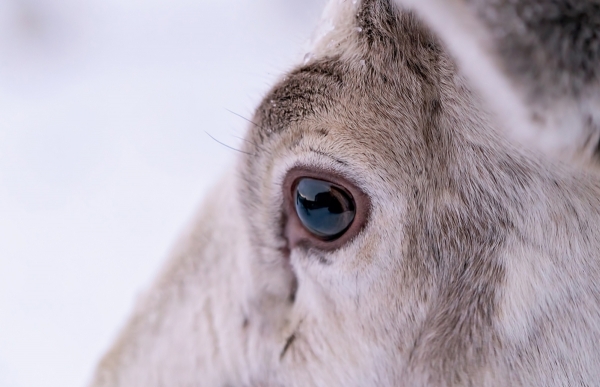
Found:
[0,1,324,386]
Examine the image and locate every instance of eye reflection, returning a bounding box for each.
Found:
[295,178,355,240]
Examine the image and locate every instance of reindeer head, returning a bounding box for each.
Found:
[91,1,600,386]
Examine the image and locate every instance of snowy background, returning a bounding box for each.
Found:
[0,1,324,386]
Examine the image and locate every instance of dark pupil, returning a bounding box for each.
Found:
[295,178,356,240]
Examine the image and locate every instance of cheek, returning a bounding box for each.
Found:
[290,238,377,306]
[291,234,430,357]
[288,238,421,361]
[287,243,370,332]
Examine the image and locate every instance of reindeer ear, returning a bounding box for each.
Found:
[396,0,600,162]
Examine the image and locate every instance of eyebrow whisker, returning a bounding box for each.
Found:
[230,134,270,153]
[205,131,255,156]
[225,108,265,130]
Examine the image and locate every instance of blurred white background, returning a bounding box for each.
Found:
[0,1,324,386]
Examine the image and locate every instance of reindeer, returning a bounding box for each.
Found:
[90,0,600,385]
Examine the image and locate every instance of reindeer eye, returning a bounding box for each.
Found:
[294,178,355,240]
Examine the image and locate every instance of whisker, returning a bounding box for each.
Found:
[225,108,265,130]
[205,131,255,156]
[230,134,270,153]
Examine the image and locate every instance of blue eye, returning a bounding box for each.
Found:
[295,178,356,240]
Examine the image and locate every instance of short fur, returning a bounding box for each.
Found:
[90,1,600,386]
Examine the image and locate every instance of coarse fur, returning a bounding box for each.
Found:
[89,0,600,386]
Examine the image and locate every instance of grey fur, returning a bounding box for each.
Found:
[470,0,600,100]
[397,0,600,163]
[89,1,600,386]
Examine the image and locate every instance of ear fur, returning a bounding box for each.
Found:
[394,0,600,163]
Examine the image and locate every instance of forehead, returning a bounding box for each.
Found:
[242,3,471,197]
[250,4,446,155]
[250,59,442,180]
